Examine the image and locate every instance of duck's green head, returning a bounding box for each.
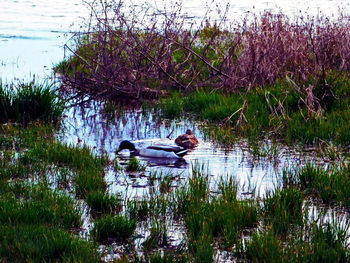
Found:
[116,140,136,153]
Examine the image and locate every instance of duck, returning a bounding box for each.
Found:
[116,140,188,158]
[175,129,199,149]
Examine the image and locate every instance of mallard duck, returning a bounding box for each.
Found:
[175,129,199,149]
[116,140,188,158]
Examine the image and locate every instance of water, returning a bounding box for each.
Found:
[0,0,86,81]
[59,103,325,198]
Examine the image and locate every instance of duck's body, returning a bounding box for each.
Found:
[175,129,199,149]
[117,140,188,158]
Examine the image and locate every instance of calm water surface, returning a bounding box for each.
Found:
[1,0,348,196]
[59,103,324,197]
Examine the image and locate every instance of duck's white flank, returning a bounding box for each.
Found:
[138,148,181,158]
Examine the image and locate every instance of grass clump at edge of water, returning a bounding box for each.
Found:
[87,191,122,216]
[262,187,304,235]
[0,224,100,263]
[92,215,137,242]
[172,167,259,255]
[19,141,108,198]
[0,183,81,230]
[158,76,350,145]
[0,81,65,125]
[237,221,350,263]
[126,156,147,172]
[283,164,350,206]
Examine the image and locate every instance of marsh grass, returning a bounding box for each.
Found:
[238,221,350,263]
[146,252,190,263]
[0,123,55,151]
[307,222,350,262]
[0,183,81,229]
[142,219,168,251]
[262,187,304,235]
[159,174,174,194]
[159,80,350,145]
[127,199,151,221]
[171,168,259,257]
[0,81,64,124]
[237,230,284,263]
[87,191,122,216]
[0,178,99,262]
[283,164,350,206]
[0,224,100,263]
[0,119,114,262]
[20,142,108,198]
[92,215,136,242]
[126,156,147,172]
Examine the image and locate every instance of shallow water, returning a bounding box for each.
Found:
[59,102,327,198]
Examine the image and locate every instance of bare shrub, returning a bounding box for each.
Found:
[59,0,350,103]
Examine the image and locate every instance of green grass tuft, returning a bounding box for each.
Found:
[92,215,136,242]
[262,187,304,235]
[0,184,81,230]
[126,156,147,172]
[87,191,122,215]
[283,164,350,206]
[20,142,108,198]
[0,225,100,263]
[0,81,65,124]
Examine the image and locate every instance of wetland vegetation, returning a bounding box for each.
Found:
[2,0,350,262]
